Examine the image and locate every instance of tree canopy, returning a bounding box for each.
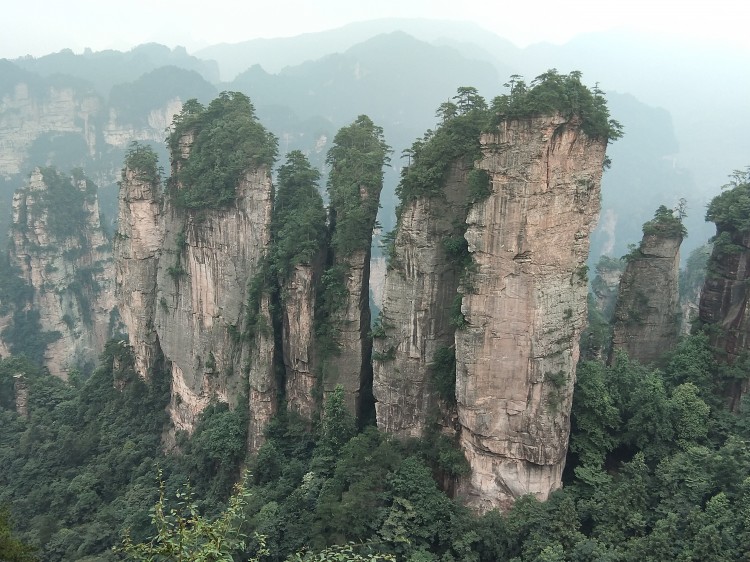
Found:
[167,91,278,210]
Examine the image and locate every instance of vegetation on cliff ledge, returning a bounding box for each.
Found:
[167,91,278,210]
[122,141,161,185]
[705,167,750,234]
[490,69,623,141]
[326,115,390,258]
[270,150,327,282]
[641,204,687,238]
[396,86,489,208]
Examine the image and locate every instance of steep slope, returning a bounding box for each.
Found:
[456,113,607,511]
[699,169,750,410]
[373,161,469,437]
[609,206,684,365]
[0,168,115,378]
[321,116,390,417]
[114,93,278,450]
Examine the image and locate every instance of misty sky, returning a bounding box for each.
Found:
[4,0,748,58]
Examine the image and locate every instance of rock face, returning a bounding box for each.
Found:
[115,136,275,448]
[13,374,29,418]
[699,231,750,410]
[282,263,320,419]
[1,168,115,378]
[0,80,183,177]
[0,84,100,175]
[455,115,607,511]
[609,227,682,365]
[373,161,469,437]
[114,167,163,380]
[324,248,374,414]
[157,166,274,444]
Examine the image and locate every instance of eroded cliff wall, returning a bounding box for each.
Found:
[2,168,115,378]
[155,165,274,443]
[455,115,607,511]
[699,231,750,410]
[609,224,682,365]
[373,161,469,437]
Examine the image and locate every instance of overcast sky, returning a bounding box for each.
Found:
[3,0,749,59]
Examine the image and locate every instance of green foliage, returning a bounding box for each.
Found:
[0,507,36,561]
[396,88,488,206]
[430,346,456,404]
[326,115,390,257]
[641,204,686,238]
[467,168,491,204]
[270,151,327,282]
[705,167,750,233]
[122,141,162,185]
[119,472,259,562]
[168,92,278,210]
[489,70,623,141]
[32,167,96,240]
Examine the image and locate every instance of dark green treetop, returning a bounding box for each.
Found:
[489,69,623,141]
[705,167,750,233]
[396,86,489,207]
[167,91,278,210]
[270,150,327,281]
[642,205,687,238]
[326,115,390,257]
[122,141,161,185]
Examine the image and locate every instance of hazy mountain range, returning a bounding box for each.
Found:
[2,18,748,259]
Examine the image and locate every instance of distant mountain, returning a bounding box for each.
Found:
[196,18,520,79]
[12,43,219,95]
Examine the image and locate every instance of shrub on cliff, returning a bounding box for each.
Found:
[705,167,750,234]
[489,70,623,141]
[326,115,390,258]
[270,151,327,281]
[167,92,278,210]
[642,205,686,238]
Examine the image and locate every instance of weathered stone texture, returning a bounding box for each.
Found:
[282,263,319,419]
[455,115,607,511]
[699,231,750,410]
[609,232,682,365]
[114,167,163,379]
[5,169,115,378]
[155,166,275,446]
[373,162,469,437]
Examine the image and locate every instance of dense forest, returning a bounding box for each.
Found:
[1,64,750,560]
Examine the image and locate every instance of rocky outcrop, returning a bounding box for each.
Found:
[324,249,373,415]
[455,115,607,511]
[103,99,183,148]
[373,161,469,437]
[322,115,388,417]
[282,263,319,419]
[0,84,100,175]
[114,167,163,380]
[2,168,115,378]
[155,165,275,443]
[13,374,29,418]
[609,217,683,365]
[699,231,750,410]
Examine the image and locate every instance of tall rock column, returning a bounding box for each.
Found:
[455,114,607,511]
[322,115,389,417]
[156,164,275,445]
[609,207,684,365]
[699,170,750,410]
[271,151,328,420]
[3,167,115,378]
[114,150,164,380]
[373,161,470,437]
